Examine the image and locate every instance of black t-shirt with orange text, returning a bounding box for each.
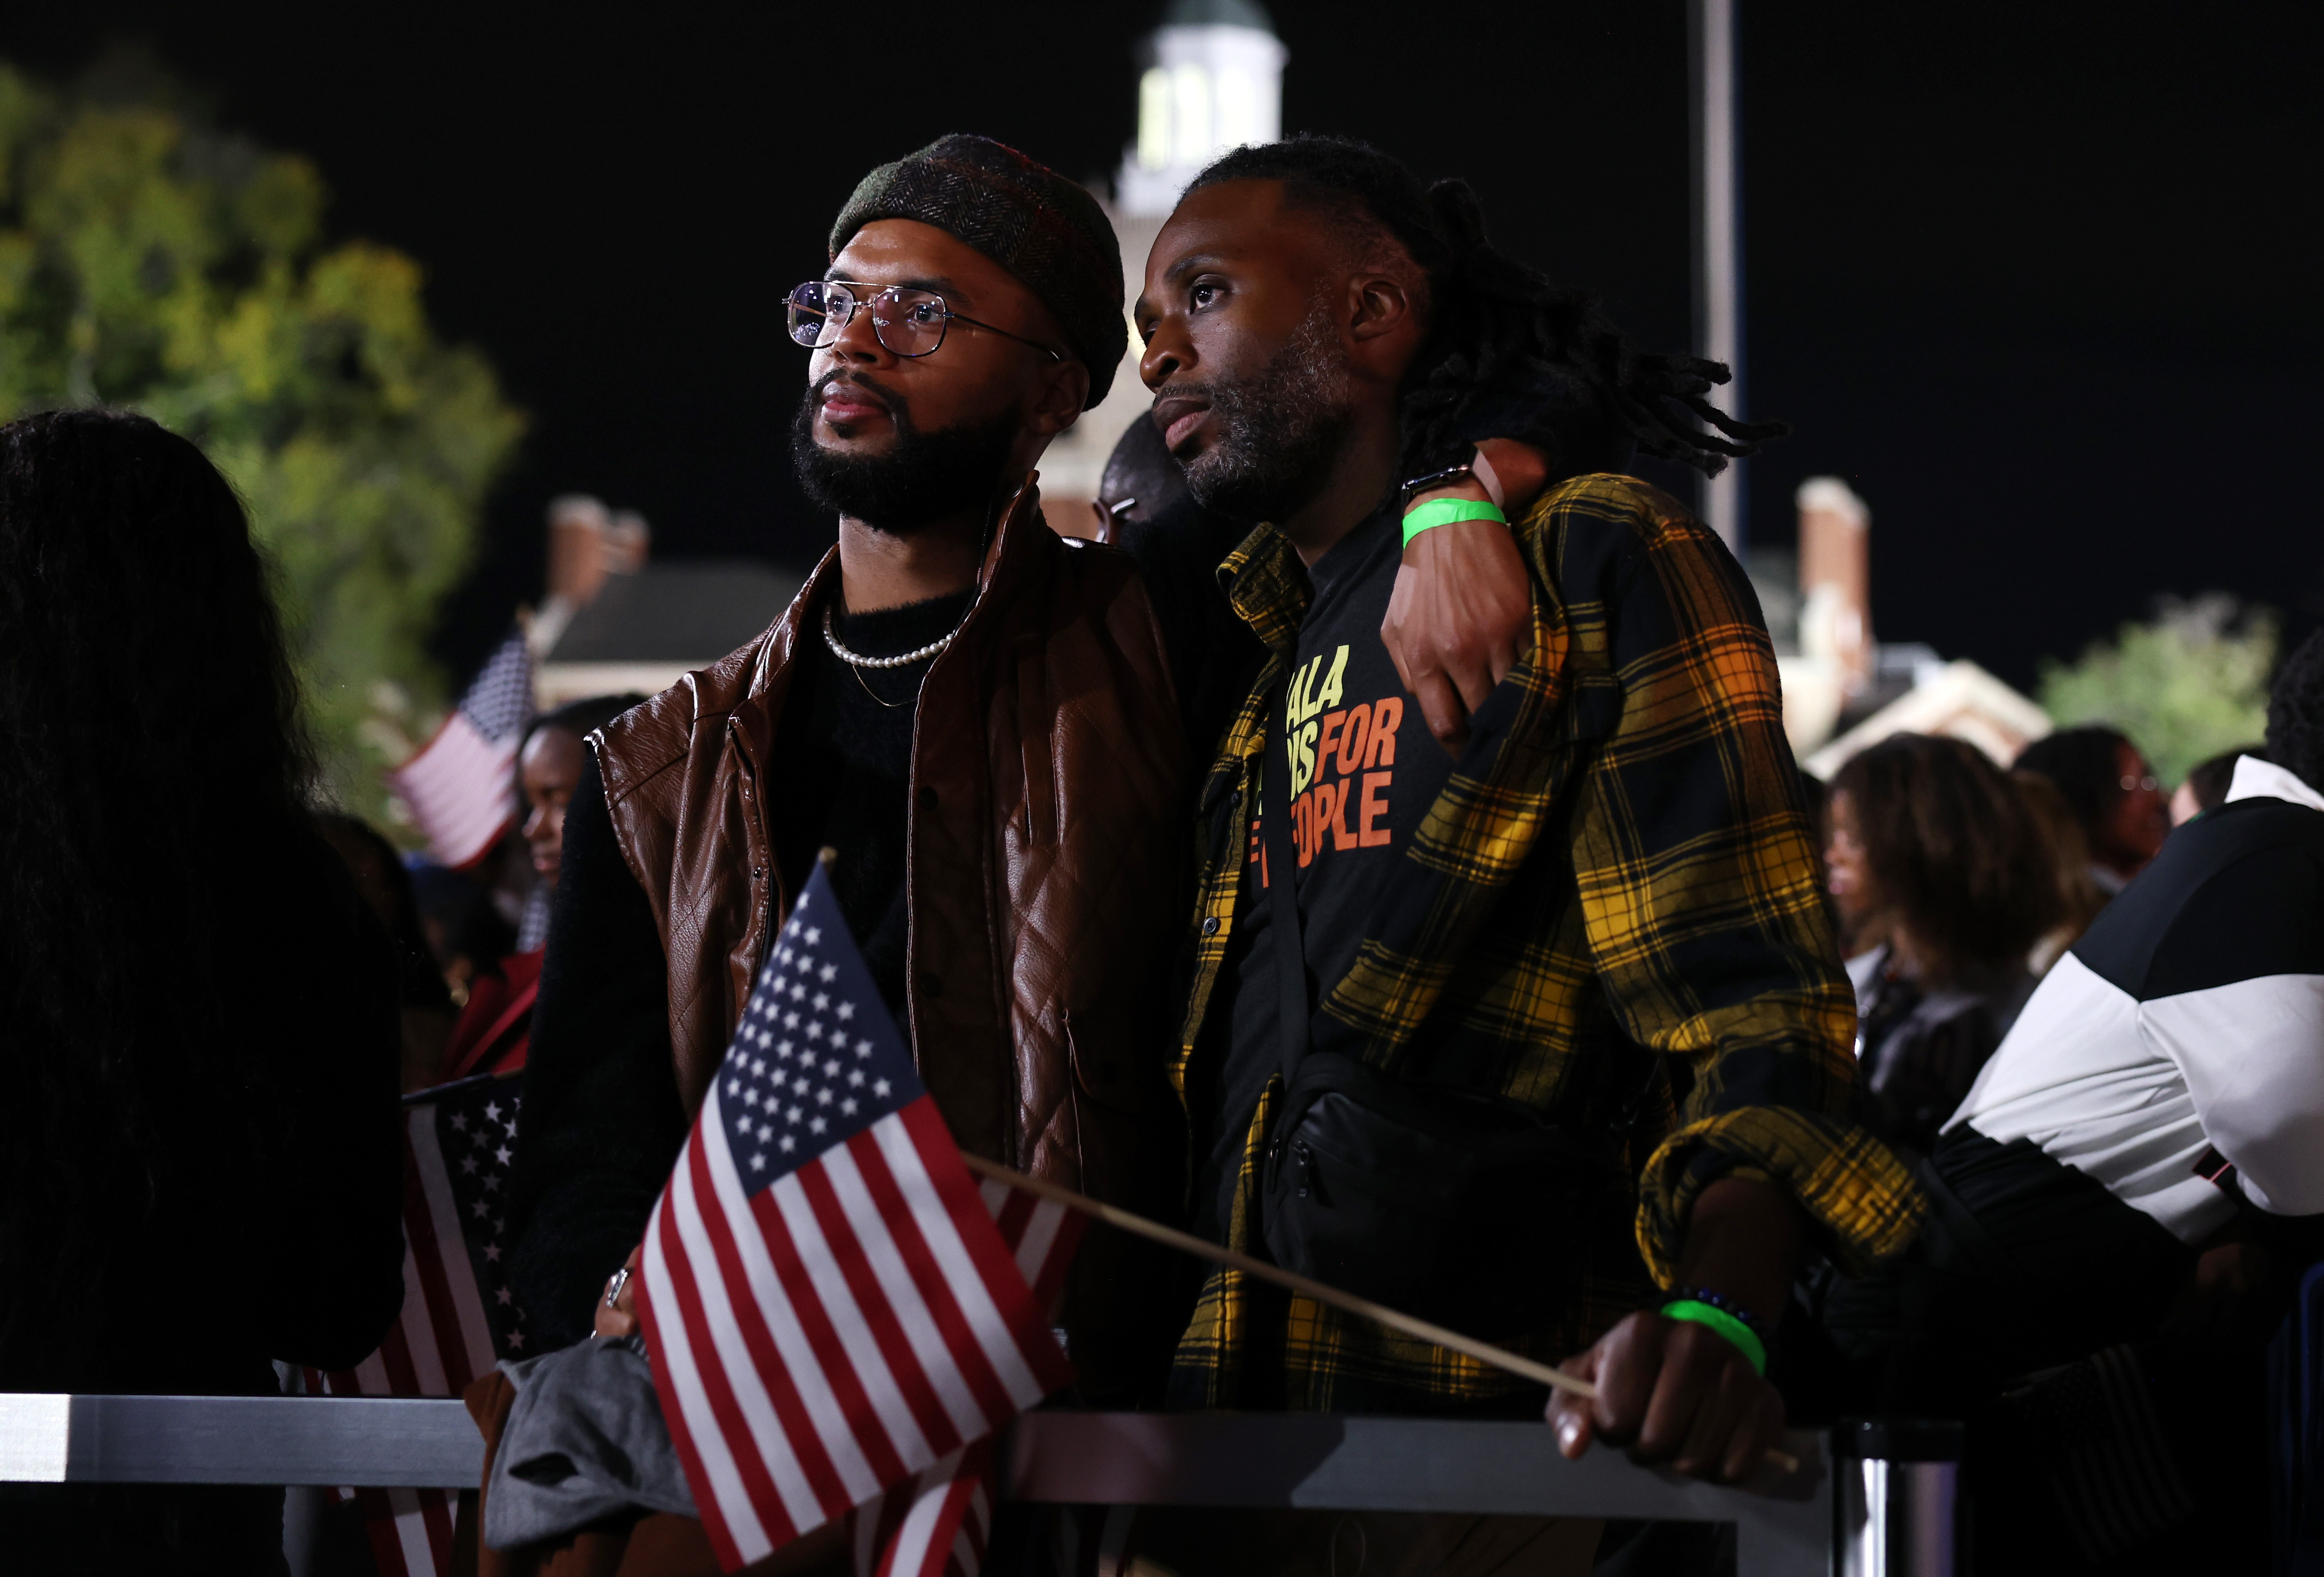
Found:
[1187,507,1457,1244]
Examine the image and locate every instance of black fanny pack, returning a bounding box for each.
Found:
[1255,711,1614,1330]
[1260,1049,1607,1326]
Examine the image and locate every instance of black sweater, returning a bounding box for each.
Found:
[509,593,988,1349]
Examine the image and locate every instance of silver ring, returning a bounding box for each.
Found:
[603,1266,632,1308]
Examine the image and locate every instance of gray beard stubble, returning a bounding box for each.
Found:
[1178,298,1358,526]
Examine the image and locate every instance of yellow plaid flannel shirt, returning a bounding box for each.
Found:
[1168,473,1924,1414]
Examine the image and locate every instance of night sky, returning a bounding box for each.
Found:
[15,1,2321,688]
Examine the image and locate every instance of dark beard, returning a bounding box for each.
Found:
[1175,302,1356,526]
[790,380,1021,533]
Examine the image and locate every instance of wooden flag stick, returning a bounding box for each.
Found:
[958,1152,1798,1477]
[956,1152,1591,1397]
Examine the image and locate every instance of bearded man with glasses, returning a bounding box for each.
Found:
[508,136,1191,1420]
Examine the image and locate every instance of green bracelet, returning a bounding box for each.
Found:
[1401,497,1506,547]
[1660,1299,1768,1376]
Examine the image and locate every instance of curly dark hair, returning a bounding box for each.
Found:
[2266,630,2324,793]
[1834,734,2064,983]
[1185,135,1787,480]
[2180,743,2266,815]
[2013,725,2134,841]
[0,409,317,1372]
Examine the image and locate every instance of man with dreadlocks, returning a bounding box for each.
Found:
[1135,136,1921,1563]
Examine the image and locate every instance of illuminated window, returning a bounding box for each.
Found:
[1172,63,1211,167]
[1138,67,1171,171]
[1216,67,1258,147]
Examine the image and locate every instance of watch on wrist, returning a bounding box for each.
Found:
[1398,461,1477,510]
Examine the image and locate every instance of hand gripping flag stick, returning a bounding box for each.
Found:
[953,1151,1801,1479]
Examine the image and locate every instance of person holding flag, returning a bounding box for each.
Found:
[472,861,1082,1576]
[391,625,541,873]
[506,135,1199,1422]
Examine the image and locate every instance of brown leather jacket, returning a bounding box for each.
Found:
[591,483,1190,1348]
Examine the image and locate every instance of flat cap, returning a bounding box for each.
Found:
[830,135,1127,408]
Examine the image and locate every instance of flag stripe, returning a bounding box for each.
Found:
[872,1441,996,1577]
[986,1182,1037,1255]
[386,1260,447,1396]
[691,1106,868,1515]
[888,1105,1069,1401]
[735,1098,948,1481]
[408,1107,498,1382]
[407,1484,456,1577]
[827,1136,1017,1433]
[642,1186,769,1568]
[354,1484,450,1577]
[650,864,1078,1577]
[358,1334,399,1399]
[400,1125,478,1391]
[666,1139,812,1551]
[812,1137,1003,1436]
[1031,1208,1084,1313]
[1009,1201,1068,1303]
[751,1170,940,1483]
[389,711,519,870]
[319,1078,530,1577]
[879,1448,966,1577]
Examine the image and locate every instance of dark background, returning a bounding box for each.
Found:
[12,1,2321,687]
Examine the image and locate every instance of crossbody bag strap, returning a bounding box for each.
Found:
[1260,691,1311,1088]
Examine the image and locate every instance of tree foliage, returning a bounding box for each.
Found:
[0,58,523,815]
[2038,594,2276,784]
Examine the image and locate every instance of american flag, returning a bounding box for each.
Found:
[637,863,1082,1575]
[308,1073,532,1577]
[389,627,535,870]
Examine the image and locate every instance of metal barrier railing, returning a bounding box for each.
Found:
[0,1394,1944,1577]
[1005,1412,1835,1577]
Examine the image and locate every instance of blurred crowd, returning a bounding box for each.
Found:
[1822,721,2246,1157]
[320,691,643,1099]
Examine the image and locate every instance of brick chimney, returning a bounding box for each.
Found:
[546,494,614,607]
[1795,477,1873,697]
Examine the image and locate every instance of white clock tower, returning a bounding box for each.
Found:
[1037,0,1286,524]
[1115,0,1289,218]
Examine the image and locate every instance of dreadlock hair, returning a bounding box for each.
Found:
[1185,135,1787,480]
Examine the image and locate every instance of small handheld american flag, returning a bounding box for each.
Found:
[388,626,535,870]
[308,1072,533,1577]
[637,862,1082,1575]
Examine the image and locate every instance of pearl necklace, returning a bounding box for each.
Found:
[820,605,963,670]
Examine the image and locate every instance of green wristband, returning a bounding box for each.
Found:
[1401,497,1507,547]
[1660,1299,1768,1376]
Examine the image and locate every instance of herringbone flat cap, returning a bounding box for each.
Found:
[830,135,1126,408]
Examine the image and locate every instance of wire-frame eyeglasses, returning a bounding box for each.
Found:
[787,280,1063,363]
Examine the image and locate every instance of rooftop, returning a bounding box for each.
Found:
[543,560,805,665]
[1161,0,1275,31]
